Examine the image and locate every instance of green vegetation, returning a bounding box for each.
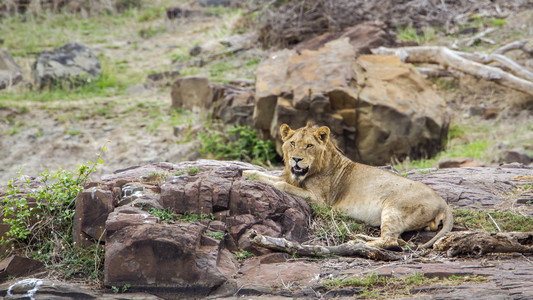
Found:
[454,209,533,232]
[323,273,485,298]
[147,207,214,223]
[205,231,225,240]
[1,151,105,283]
[188,167,201,175]
[396,125,492,171]
[397,23,436,44]
[143,171,170,184]
[234,249,254,260]
[111,283,131,294]
[199,125,278,166]
[310,203,376,246]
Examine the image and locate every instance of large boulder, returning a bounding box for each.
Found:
[0,51,24,89]
[254,38,450,165]
[32,42,101,90]
[71,160,312,297]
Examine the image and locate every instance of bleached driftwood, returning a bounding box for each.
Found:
[248,230,402,261]
[434,231,533,257]
[457,52,533,81]
[493,40,533,57]
[372,46,533,97]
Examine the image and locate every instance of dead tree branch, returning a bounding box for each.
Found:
[456,51,533,82]
[493,40,533,57]
[434,231,533,257]
[372,46,533,97]
[248,230,402,261]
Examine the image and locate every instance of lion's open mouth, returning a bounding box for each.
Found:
[291,165,309,176]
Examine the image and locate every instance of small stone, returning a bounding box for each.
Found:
[125,84,146,94]
[502,149,532,165]
[483,108,499,119]
[189,45,202,56]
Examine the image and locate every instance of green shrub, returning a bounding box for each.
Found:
[199,125,278,166]
[1,150,105,282]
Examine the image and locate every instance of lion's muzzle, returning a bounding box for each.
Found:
[290,157,309,177]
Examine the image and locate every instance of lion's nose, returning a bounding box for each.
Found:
[292,157,303,163]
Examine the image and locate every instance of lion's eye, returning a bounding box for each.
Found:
[290,141,295,147]
[306,144,313,149]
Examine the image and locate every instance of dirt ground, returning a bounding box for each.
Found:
[1,2,532,183]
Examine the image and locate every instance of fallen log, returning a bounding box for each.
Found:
[248,230,402,261]
[434,231,533,257]
[371,46,533,97]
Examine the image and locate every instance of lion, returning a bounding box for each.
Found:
[243,123,453,249]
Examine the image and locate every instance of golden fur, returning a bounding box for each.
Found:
[243,123,453,249]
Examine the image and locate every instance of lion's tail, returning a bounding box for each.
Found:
[420,204,454,249]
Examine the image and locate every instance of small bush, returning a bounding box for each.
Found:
[234,249,254,260]
[199,125,278,166]
[1,150,105,283]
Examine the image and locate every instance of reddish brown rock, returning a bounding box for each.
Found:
[73,188,115,247]
[105,222,226,295]
[0,256,43,280]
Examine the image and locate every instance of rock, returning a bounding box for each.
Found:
[189,45,202,56]
[73,187,116,247]
[105,222,230,297]
[170,76,215,112]
[406,166,533,212]
[294,22,397,53]
[212,85,255,127]
[0,278,163,299]
[502,149,532,165]
[0,51,24,89]
[198,0,232,7]
[125,84,146,94]
[254,38,449,165]
[166,7,204,19]
[145,70,180,88]
[70,161,311,295]
[483,108,499,119]
[0,256,44,280]
[32,42,101,90]
[438,157,486,168]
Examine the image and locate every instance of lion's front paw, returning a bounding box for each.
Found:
[274,181,288,191]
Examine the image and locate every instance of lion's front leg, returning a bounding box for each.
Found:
[273,181,316,202]
[242,169,283,185]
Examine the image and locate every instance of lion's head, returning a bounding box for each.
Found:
[280,123,331,182]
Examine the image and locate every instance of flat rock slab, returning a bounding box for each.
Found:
[405,164,533,215]
[218,254,533,299]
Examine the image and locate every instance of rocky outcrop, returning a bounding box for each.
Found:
[405,163,533,214]
[0,51,24,90]
[212,85,255,127]
[254,38,450,165]
[71,160,312,297]
[3,162,533,298]
[31,42,101,90]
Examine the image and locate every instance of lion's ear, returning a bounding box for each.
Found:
[280,124,293,141]
[314,126,330,144]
